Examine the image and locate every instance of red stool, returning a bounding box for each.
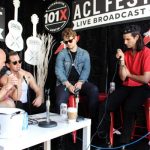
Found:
[68,95,77,143]
[110,109,123,146]
[98,93,114,146]
[98,92,128,146]
[109,97,150,146]
[145,98,150,143]
[131,98,150,143]
[98,92,107,102]
[68,94,89,143]
[68,93,107,143]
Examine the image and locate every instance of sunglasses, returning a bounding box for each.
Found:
[11,60,22,65]
[64,38,74,44]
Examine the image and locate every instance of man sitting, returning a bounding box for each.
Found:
[0,51,43,112]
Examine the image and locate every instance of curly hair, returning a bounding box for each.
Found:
[62,28,77,39]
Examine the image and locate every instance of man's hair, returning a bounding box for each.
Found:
[6,51,20,63]
[62,28,77,39]
[123,25,144,51]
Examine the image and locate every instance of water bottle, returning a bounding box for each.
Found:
[109,82,115,93]
[22,112,28,130]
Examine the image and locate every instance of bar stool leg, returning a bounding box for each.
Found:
[145,99,150,145]
[68,95,77,143]
[110,112,114,146]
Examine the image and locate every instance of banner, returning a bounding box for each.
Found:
[0,7,5,41]
[72,0,150,31]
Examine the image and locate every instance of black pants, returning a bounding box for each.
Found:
[99,85,150,143]
[55,81,99,130]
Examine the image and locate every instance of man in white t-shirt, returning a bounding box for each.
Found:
[0,50,43,112]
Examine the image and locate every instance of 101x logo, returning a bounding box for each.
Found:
[44,1,70,33]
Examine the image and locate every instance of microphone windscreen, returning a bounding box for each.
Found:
[117,48,121,52]
[117,49,122,60]
[6,70,11,76]
[74,88,80,94]
[5,70,17,89]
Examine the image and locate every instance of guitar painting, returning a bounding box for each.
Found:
[5,0,23,51]
[25,14,42,65]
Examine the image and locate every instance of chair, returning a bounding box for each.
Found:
[109,97,150,146]
[98,92,150,146]
[131,98,150,144]
[68,92,109,143]
[97,93,115,146]
[145,98,150,143]
[68,94,88,143]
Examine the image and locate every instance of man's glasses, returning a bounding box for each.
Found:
[64,38,74,44]
[10,60,22,65]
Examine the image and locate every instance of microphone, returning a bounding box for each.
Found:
[117,49,122,60]
[6,70,17,89]
[74,88,80,94]
[23,76,28,85]
[117,48,121,52]
[6,70,11,76]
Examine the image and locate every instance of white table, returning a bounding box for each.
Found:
[0,113,91,150]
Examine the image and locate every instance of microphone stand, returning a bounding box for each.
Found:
[38,89,57,128]
[74,89,84,122]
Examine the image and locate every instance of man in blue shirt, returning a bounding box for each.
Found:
[55,28,99,131]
